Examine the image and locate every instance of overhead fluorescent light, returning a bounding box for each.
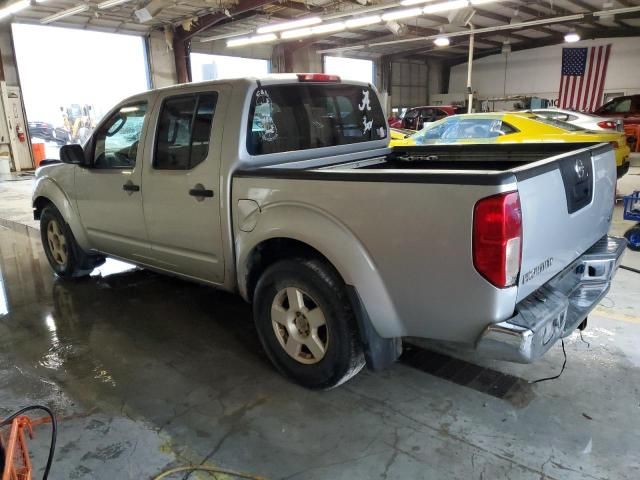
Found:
[469,0,496,4]
[423,0,469,14]
[433,36,450,46]
[200,30,253,43]
[40,4,89,24]
[345,15,382,28]
[400,0,437,6]
[381,8,423,21]
[257,16,321,34]
[280,28,312,39]
[594,5,640,16]
[227,33,277,47]
[311,22,345,34]
[98,0,132,9]
[564,31,580,42]
[0,0,29,20]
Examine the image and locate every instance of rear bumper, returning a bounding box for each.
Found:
[476,236,626,363]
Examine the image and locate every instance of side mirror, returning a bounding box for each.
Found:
[60,144,87,166]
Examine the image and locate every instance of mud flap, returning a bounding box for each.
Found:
[347,286,402,371]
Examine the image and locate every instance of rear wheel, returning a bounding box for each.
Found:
[40,206,104,279]
[625,225,640,251]
[253,258,365,389]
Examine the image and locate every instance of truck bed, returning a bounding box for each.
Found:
[351,143,603,172]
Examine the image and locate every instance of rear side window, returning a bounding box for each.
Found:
[247,84,386,155]
[155,93,218,170]
[534,116,584,132]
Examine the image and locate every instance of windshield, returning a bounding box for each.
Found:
[410,116,517,144]
[247,84,387,155]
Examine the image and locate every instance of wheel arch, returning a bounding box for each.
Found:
[236,204,403,339]
[33,178,90,250]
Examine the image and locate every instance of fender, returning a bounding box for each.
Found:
[32,171,91,251]
[235,202,405,338]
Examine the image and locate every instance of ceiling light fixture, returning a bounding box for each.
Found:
[97,0,131,9]
[400,0,437,6]
[280,28,313,39]
[423,0,469,14]
[256,16,321,34]
[311,22,345,34]
[381,8,423,21]
[0,0,29,20]
[226,33,277,47]
[469,0,497,4]
[564,31,580,42]
[40,4,89,24]
[344,14,381,28]
[434,36,450,46]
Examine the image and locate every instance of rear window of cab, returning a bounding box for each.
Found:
[247,84,387,155]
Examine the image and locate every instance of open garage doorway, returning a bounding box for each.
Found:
[324,56,374,84]
[12,24,150,160]
[190,53,269,82]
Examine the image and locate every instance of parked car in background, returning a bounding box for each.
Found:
[390,112,631,177]
[593,94,640,125]
[28,121,70,145]
[397,105,465,130]
[531,108,623,132]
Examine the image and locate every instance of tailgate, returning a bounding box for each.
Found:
[515,144,616,302]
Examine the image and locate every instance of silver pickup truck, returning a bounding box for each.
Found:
[33,74,625,389]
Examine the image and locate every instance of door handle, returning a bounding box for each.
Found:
[123,183,140,192]
[189,184,214,199]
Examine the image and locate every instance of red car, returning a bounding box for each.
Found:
[594,95,640,151]
[594,95,640,125]
[389,105,465,130]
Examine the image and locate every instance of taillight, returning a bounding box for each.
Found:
[297,73,341,82]
[609,141,619,149]
[597,121,616,130]
[473,192,522,288]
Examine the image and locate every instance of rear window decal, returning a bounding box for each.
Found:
[255,89,278,142]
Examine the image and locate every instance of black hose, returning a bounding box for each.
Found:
[0,405,57,480]
[620,265,640,275]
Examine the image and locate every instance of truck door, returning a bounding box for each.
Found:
[75,101,151,261]
[141,86,228,284]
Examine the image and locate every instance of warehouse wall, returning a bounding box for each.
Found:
[449,36,640,107]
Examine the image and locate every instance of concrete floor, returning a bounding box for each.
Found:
[0,168,639,479]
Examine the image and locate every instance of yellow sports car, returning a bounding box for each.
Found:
[390,113,631,177]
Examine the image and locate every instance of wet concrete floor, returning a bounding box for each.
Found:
[0,224,639,479]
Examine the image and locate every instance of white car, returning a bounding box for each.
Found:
[530,108,623,132]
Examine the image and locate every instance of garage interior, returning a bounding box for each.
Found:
[0,0,639,479]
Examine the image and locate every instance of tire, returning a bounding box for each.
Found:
[40,205,104,279]
[624,225,640,252]
[253,258,365,390]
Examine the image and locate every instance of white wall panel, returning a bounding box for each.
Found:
[449,37,640,107]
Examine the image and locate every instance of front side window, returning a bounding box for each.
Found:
[155,93,218,170]
[93,103,147,169]
[247,84,386,156]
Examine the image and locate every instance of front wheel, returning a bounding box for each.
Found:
[253,258,365,389]
[625,225,640,251]
[40,206,104,279]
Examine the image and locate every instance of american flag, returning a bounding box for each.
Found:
[558,45,611,111]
